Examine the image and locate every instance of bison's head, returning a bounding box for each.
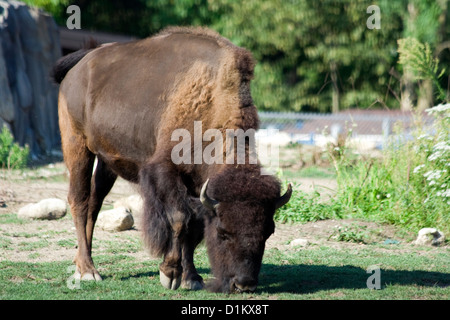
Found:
[200,176,292,293]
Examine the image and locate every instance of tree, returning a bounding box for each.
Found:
[25,0,450,112]
[25,0,221,37]
[212,0,405,112]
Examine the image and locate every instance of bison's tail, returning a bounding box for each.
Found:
[51,40,98,84]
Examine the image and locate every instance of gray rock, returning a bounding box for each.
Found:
[0,1,61,157]
[97,207,134,232]
[113,194,144,217]
[414,228,445,246]
[0,45,14,123]
[18,198,67,220]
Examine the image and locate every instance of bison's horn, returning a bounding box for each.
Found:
[200,179,219,210]
[275,183,293,209]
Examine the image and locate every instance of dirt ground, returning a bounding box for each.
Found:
[0,162,413,264]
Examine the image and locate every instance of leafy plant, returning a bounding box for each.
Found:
[328,224,369,244]
[0,126,30,169]
[398,37,448,102]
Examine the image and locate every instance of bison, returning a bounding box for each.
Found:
[52,27,292,293]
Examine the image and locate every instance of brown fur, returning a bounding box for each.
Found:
[53,26,290,293]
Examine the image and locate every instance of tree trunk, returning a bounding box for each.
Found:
[401,70,415,111]
[417,80,433,111]
[400,2,418,111]
[330,62,339,113]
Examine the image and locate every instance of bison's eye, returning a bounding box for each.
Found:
[217,225,232,241]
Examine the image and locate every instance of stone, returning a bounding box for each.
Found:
[17,198,67,220]
[96,206,134,232]
[0,1,61,157]
[414,228,445,246]
[289,238,309,247]
[113,194,144,217]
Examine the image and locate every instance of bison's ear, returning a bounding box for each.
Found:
[275,183,292,210]
[200,179,219,212]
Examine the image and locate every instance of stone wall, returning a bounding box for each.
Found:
[0,0,61,157]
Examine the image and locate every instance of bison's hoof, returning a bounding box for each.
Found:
[181,279,204,291]
[81,273,102,281]
[74,267,102,281]
[160,270,181,290]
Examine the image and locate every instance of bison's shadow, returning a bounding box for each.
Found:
[258,264,449,294]
[116,264,448,294]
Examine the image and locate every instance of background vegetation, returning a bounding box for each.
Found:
[26,0,450,112]
[275,33,449,236]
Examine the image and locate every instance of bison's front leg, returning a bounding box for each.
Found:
[160,203,205,290]
[159,212,184,290]
[181,213,204,290]
[139,162,197,290]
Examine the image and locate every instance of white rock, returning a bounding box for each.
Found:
[114,194,144,216]
[96,206,134,232]
[17,198,67,220]
[414,228,445,246]
[290,238,309,247]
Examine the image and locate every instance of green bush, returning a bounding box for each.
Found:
[0,126,30,169]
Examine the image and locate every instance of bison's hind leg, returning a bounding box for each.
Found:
[86,158,117,252]
[62,128,117,280]
[63,134,98,280]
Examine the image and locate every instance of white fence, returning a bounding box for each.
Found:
[257,110,434,151]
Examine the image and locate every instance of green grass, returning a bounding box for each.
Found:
[1,244,448,300]
[0,213,28,225]
[260,246,449,299]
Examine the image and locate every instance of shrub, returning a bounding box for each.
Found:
[0,125,30,169]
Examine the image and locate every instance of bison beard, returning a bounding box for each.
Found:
[52,26,292,293]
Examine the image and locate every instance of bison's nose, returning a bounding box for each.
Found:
[233,276,257,293]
